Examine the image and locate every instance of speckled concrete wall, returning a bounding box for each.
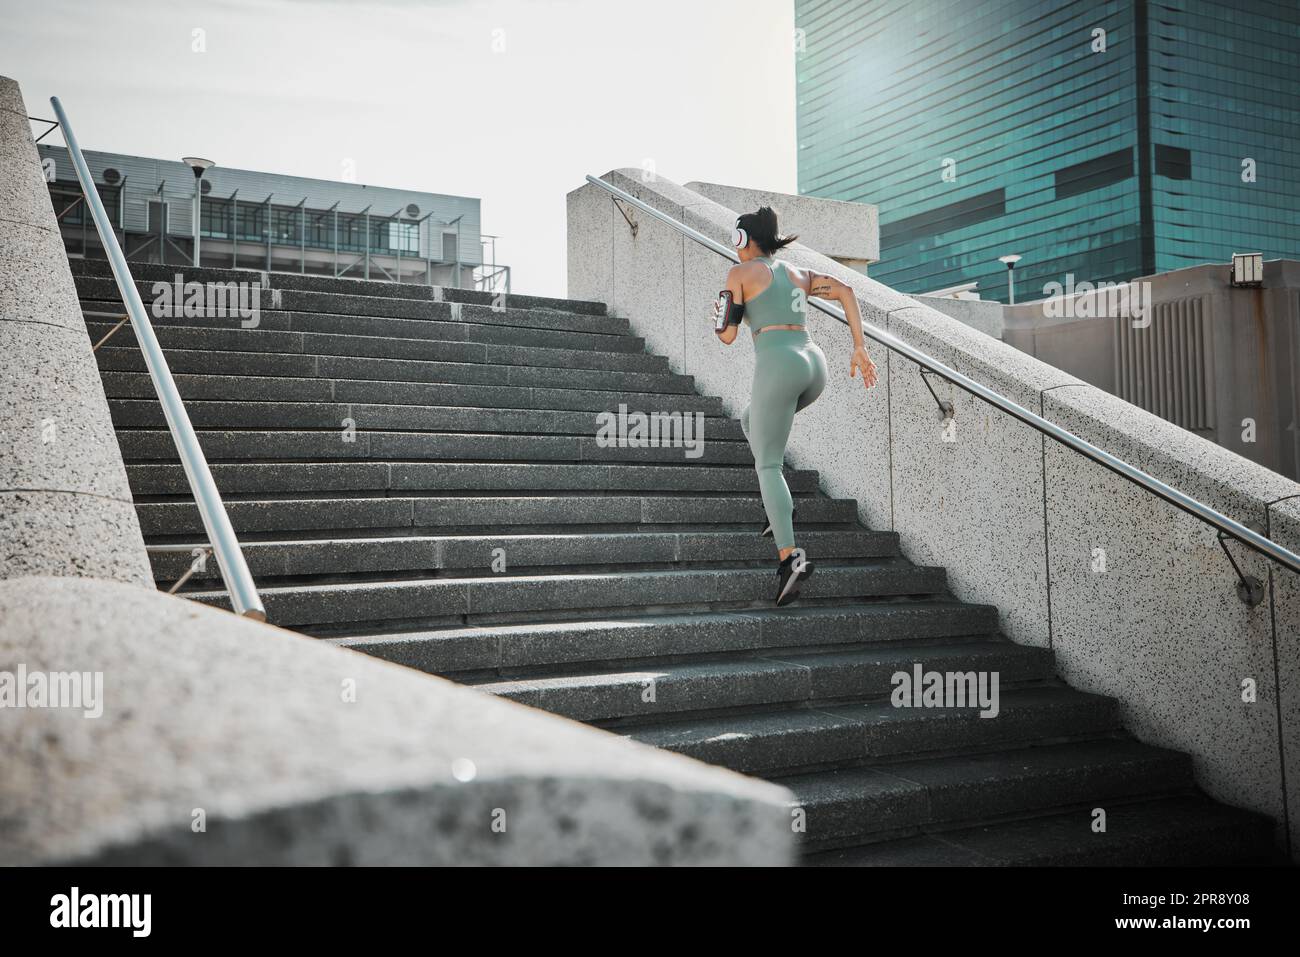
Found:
[684,180,879,266]
[1270,497,1300,858]
[914,294,1005,340]
[0,76,151,586]
[568,168,1300,857]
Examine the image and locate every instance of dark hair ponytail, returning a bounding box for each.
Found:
[737,206,797,255]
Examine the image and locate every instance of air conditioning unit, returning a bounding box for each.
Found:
[1230,252,1263,286]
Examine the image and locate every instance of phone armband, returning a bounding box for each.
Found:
[714,290,745,332]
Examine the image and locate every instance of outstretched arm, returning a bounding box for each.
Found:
[808,271,878,388]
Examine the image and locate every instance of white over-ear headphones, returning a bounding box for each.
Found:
[732,221,748,249]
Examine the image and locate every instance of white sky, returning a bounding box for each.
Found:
[1,0,799,297]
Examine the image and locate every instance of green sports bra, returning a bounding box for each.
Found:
[743,257,806,333]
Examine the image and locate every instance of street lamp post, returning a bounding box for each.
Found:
[447,214,464,288]
[182,156,215,267]
[998,254,1022,305]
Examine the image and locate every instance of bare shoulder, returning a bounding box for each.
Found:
[727,260,766,291]
[783,262,814,291]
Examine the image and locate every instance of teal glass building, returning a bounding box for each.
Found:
[794,0,1300,301]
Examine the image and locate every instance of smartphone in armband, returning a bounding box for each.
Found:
[714,290,743,333]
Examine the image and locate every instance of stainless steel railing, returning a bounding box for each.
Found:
[52,96,266,620]
[585,173,1300,585]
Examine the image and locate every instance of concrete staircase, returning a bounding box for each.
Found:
[74,259,1278,865]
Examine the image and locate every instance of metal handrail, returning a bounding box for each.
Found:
[584,173,1300,580]
[52,96,267,620]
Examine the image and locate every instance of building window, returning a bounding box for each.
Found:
[1054,148,1134,199]
[270,207,300,244]
[385,221,419,254]
[198,201,423,254]
[47,183,119,227]
[305,212,333,249]
[200,197,231,239]
[50,185,86,224]
[236,205,266,242]
[1155,144,1192,180]
[337,213,367,252]
[880,189,1006,246]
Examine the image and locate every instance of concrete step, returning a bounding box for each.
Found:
[804,794,1279,866]
[471,641,1056,723]
[109,399,747,440]
[95,346,697,394]
[125,460,815,497]
[185,562,949,628]
[101,371,724,414]
[327,601,1000,673]
[622,686,1120,777]
[82,293,636,345]
[80,278,605,329]
[135,493,858,536]
[84,320,668,374]
[146,528,897,581]
[115,429,757,466]
[779,738,1194,853]
[70,258,607,315]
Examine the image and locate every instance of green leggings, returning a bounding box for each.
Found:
[740,328,828,550]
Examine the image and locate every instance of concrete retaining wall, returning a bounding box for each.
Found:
[0,75,151,586]
[568,168,1300,858]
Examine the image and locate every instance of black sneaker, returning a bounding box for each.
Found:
[775,549,814,606]
[761,508,797,538]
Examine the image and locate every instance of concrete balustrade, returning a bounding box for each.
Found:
[567,168,1300,859]
[0,75,151,586]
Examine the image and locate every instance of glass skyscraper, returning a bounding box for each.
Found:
[794,0,1299,302]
